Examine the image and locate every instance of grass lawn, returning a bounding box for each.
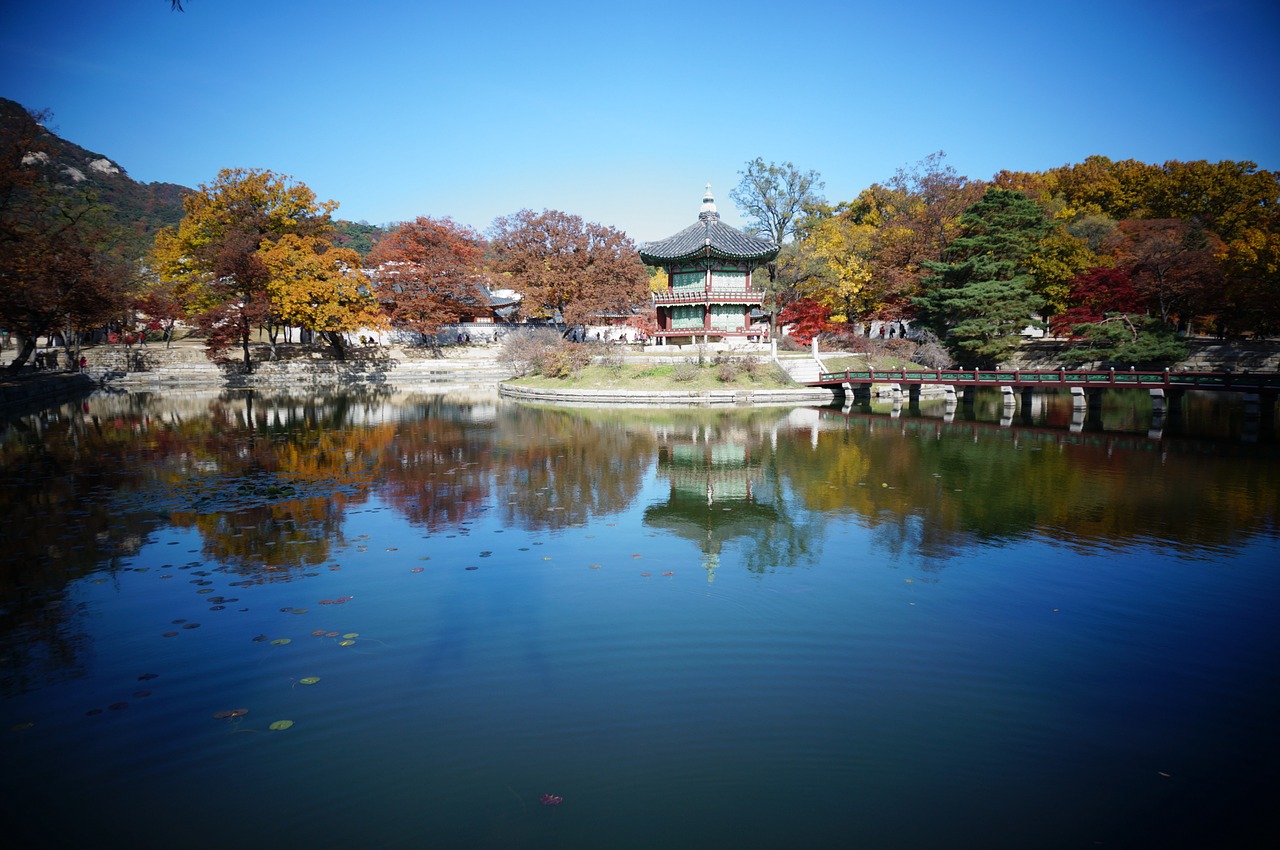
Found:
[505,361,800,392]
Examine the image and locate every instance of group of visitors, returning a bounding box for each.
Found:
[21,350,88,372]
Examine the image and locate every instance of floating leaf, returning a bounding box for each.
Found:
[410,567,424,573]
[342,633,359,639]
[310,630,327,637]
[252,634,269,642]
[588,564,601,570]
[640,572,652,577]
[325,631,340,638]
[465,566,478,571]
[270,638,292,646]
[162,631,178,637]
[662,572,674,577]
[182,623,200,629]
[291,608,308,614]
[268,720,294,731]
[138,673,159,681]
[339,640,355,647]
[109,702,129,711]
[298,677,320,685]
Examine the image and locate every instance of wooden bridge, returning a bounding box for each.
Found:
[807,367,1280,415]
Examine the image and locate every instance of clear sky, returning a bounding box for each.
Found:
[2,0,1276,244]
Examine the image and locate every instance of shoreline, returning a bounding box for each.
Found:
[6,336,1280,412]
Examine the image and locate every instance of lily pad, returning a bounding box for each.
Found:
[268,720,294,731]
[338,640,355,647]
[298,677,320,685]
[270,638,292,646]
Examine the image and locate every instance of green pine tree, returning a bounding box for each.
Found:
[914,189,1054,367]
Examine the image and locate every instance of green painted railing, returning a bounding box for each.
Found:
[813,367,1280,393]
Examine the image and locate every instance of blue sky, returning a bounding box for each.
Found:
[2,0,1276,243]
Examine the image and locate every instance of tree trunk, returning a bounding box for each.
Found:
[323,331,346,360]
[240,332,253,372]
[5,337,36,373]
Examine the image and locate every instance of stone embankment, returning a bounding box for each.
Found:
[1004,339,1280,372]
[497,383,834,406]
[82,342,514,389]
[5,337,1278,412]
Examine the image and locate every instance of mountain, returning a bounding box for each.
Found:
[0,96,192,259]
[1,97,386,260]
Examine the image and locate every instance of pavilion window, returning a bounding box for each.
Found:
[710,270,746,292]
[672,272,703,293]
[710,303,741,330]
[672,304,705,329]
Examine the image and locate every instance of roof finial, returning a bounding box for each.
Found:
[699,183,720,221]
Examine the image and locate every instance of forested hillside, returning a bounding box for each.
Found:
[0,97,190,259]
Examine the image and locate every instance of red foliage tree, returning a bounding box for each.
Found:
[1106,219,1224,328]
[777,297,833,344]
[368,216,486,340]
[1051,267,1144,336]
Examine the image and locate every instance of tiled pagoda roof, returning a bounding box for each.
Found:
[639,185,779,264]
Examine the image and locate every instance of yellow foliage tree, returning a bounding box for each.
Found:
[259,235,385,359]
[152,168,344,367]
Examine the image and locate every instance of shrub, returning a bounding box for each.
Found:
[671,359,699,382]
[498,328,561,376]
[535,342,594,378]
[713,354,762,382]
[776,334,806,351]
[595,342,626,371]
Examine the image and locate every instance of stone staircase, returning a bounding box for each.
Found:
[774,353,824,385]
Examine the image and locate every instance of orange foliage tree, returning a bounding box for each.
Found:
[487,209,649,326]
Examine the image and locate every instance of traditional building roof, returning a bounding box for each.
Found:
[639,184,779,265]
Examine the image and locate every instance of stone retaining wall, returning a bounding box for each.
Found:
[1006,339,1280,372]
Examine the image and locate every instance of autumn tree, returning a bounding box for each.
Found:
[152,168,342,368]
[486,209,648,326]
[0,106,131,371]
[806,153,984,325]
[1052,267,1187,366]
[1106,219,1224,329]
[259,235,383,359]
[915,189,1054,367]
[776,298,833,345]
[367,216,486,343]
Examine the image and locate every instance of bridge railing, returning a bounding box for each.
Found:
[814,367,1280,392]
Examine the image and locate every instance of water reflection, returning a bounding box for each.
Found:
[2,388,1278,696]
[3,388,1279,849]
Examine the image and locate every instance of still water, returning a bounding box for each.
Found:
[2,387,1278,849]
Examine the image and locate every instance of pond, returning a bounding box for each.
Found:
[2,387,1278,849]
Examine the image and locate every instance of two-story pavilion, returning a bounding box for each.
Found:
[639,185,779,346]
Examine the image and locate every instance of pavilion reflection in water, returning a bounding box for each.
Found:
[644,424,780,582]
